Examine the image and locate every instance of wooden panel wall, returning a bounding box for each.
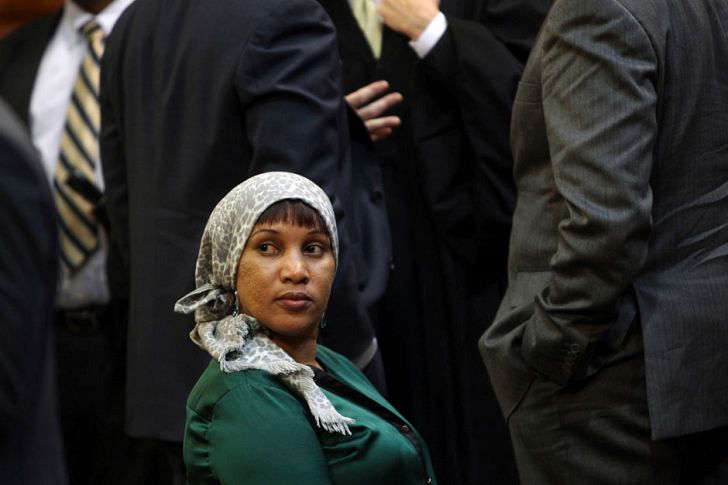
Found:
[0,0,63,37]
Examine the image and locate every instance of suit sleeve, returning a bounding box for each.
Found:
[234,0,348,192]
[0,105,58,436]
[413,0,550,261]
[521,0,657,385]
[233,0,375,362]
[188,385,334,484]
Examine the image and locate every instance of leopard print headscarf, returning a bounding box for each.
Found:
[175,172,353,435]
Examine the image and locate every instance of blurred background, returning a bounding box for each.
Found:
[0,0,62,37]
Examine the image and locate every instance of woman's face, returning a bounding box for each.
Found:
[235,220,335,343]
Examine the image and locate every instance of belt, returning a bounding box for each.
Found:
[57,306,109,333]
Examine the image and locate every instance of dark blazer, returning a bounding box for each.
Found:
[100,0,377,441]
[317,1,548,483]
[481,0,728,440]
[0,98,66,485]
[0,13,60,128]
[345,107,392,312]
[318,0,547,266]
[410,0,548,267]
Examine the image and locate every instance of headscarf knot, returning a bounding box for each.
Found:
[174,283,236,323]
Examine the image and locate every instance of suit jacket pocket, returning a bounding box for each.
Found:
[485,269,551,417]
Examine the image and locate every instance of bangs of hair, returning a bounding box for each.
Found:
[255,199,328,234]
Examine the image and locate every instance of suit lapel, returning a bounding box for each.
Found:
[318,0,378,69]
[380,25,411,65]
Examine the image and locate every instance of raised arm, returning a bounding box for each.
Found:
[234,0,376,367]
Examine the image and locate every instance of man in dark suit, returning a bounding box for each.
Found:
[481,0,728,482]
[0,98,66,485]
[99,0,382,469]
[317,0,548,482]
[0,1,136,483]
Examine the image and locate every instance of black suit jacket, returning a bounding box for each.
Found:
[345,107,392,312]
[100,0,376,440]
[0,13,60,128]
[0,98,66,485]
[317,1,548,483]
[411,0,548,267]
[320,0,547,265]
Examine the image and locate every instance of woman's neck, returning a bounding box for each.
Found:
[270,334,321,369]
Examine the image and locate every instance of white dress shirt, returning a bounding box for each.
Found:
[30,0,135,309]
[350,0,448,59]
[409,11,447,59]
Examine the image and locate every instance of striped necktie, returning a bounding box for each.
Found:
[352,0,383,59]
[53,20,105,276]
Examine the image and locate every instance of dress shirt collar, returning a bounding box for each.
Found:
[61,0,136,39]
[348,0,382,14]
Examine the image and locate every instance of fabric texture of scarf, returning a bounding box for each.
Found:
[175,171,354,435]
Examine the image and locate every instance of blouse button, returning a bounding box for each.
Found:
[400,425,411,433]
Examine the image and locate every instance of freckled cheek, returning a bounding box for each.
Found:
[236,259,275,315]
[317,261,337,306]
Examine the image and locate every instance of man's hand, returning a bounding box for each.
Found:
[346,80,403,142]
[378,0,440,41]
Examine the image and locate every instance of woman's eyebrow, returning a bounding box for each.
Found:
[250,228,279,236]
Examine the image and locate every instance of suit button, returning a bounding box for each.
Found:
[400,424,411,433]
[370,190,383,202]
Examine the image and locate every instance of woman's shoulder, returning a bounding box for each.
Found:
[186,359,305,421]
[184,361,332,484]
[316,345,380,394]
[316,344,358,371]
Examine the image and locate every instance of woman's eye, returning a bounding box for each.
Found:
[304,244,325,256]
[258,242,276,253]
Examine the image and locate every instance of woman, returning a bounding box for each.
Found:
[175,172,437,484]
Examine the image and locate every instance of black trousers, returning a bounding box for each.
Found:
[508,324,728,485]
[56,305,129,485]
[57,305,189,485]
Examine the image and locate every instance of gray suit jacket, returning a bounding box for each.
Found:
[481,0,728,440]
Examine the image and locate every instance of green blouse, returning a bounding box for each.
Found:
[184,345,437,484]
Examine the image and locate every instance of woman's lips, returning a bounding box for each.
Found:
[276,292,313,312]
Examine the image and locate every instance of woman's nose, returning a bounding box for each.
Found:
[280,251,309,283]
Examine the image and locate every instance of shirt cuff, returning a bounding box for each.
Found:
[409,12,447,59]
